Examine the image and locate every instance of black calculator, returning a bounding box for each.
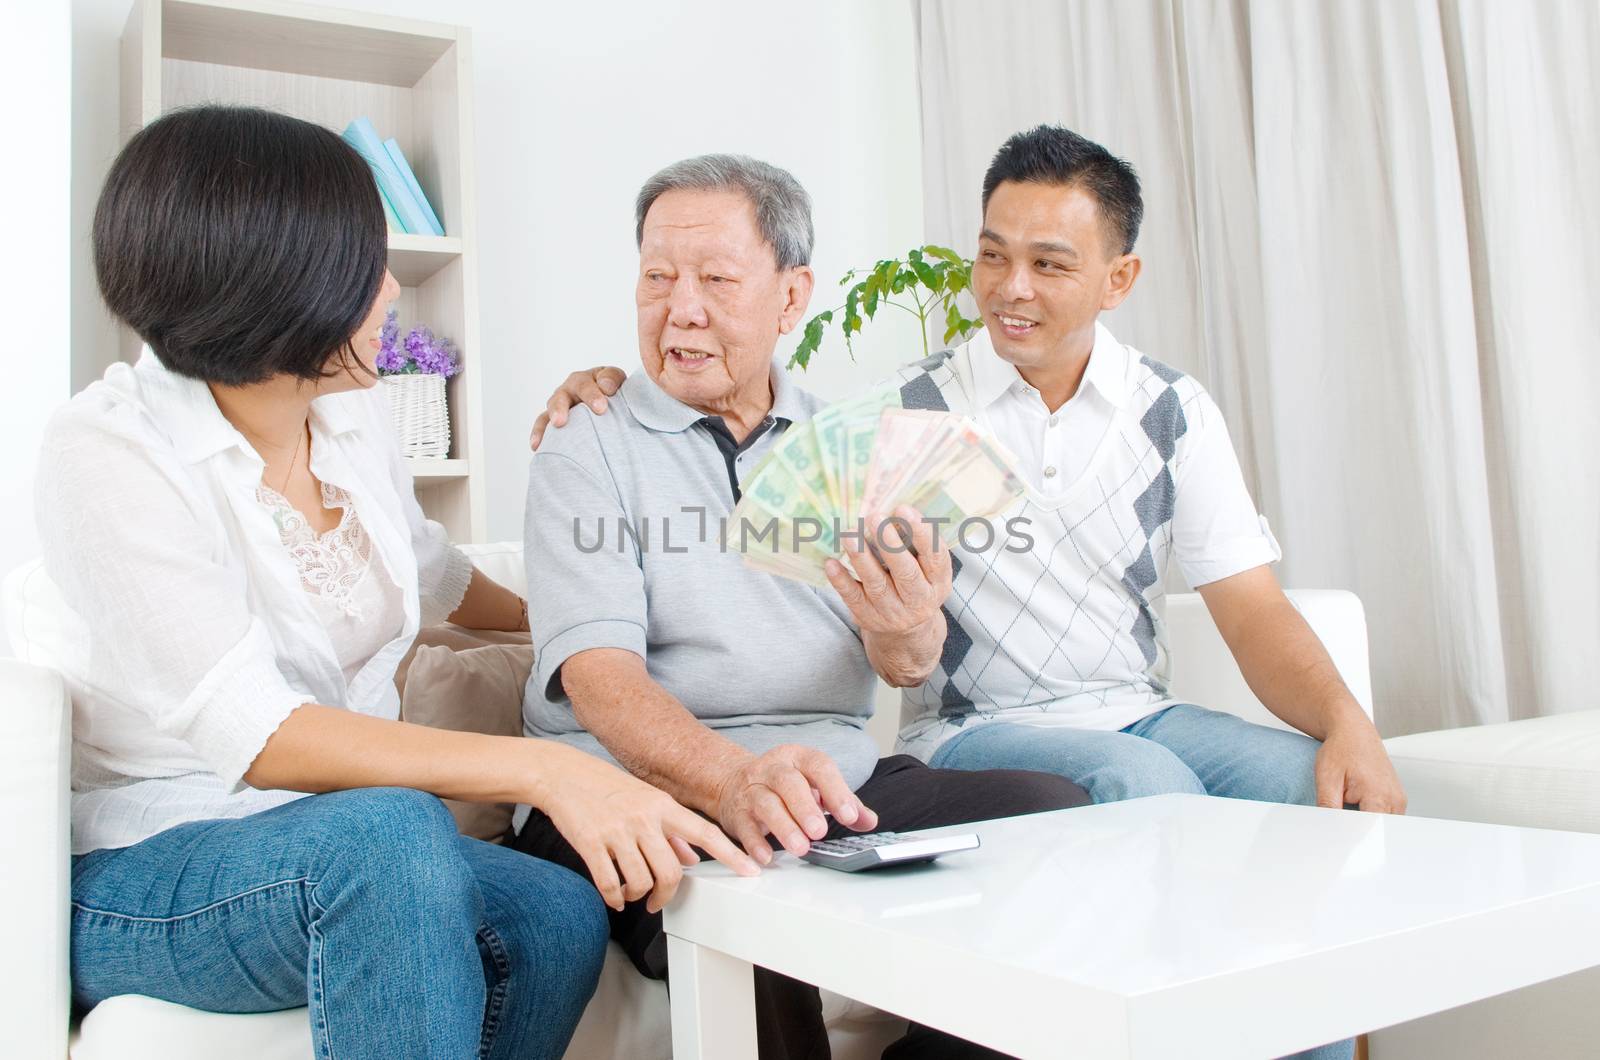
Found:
[800,831,980,872]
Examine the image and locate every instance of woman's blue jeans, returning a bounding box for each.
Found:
[70,787,609,1060]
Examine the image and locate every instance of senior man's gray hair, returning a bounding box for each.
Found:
[634,154,814,270]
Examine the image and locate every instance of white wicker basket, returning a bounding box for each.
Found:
[382,373,451,459]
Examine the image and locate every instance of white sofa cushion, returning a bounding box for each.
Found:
[1384,711,1600,833]
[4,558,87,676]
[458,541,527,597]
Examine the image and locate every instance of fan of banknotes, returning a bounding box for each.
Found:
[728,385,1026,586]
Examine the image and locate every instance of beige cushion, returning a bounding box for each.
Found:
[394,623,532,690]
[1383,710,1600,834]
[398,629,533,842]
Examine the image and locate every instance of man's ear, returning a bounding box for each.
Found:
[776,266,815,335]
[1101,253,1141,312]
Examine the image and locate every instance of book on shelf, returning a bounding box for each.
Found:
[379,186,405,233]
[341,117,442,237]
[384,138,445,236]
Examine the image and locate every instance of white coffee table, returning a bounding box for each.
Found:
[663,794,1600,1059]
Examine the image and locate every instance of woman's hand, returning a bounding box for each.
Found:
[529,742,760,912]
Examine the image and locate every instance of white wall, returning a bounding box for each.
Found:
[1,2,72,643]
[71,0,926,541]
[369,0,927,539]
[71,0,127,396]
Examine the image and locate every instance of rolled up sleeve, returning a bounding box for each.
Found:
[179,621,315,788]
[37,417,314,790]
[415,531,475,627]
[524,440,648,704]
[1170,388,1283,588]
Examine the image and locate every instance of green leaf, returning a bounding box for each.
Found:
[873,260,899,295]
[791,330,817,370]
[942,300,963,344]
[908,247,924,264]
[910,259,938,289]
[924,244,965,266]
[946,268,968,295]
[844,285,862,334]
[789,309,834,370]
[863,276,881,318]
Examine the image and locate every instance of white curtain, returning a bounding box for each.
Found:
[913,0,1600,736]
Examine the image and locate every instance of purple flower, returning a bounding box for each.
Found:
[405,325,461,377]
[375,312,462,377]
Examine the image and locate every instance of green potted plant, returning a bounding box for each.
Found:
[789,245,985,369]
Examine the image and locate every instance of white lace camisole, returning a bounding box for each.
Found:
[256,480,404,688]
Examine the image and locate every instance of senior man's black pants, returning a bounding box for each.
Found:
[510,753,1090,1060]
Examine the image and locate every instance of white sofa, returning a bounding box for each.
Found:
[12,542,1578,1059]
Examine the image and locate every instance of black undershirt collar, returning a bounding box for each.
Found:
[697,414,784,502]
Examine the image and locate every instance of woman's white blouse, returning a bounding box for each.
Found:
[36,354,474,854]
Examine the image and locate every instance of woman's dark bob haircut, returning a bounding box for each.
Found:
[93,105,387,387]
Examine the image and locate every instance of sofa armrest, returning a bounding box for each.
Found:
[1165,589,1373,732]
[0,659,71,1058]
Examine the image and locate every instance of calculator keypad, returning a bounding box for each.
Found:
[810,832,904,855]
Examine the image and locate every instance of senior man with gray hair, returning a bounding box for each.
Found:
[511,154,1088,1059]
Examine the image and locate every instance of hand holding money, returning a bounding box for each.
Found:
[823,504,953,636]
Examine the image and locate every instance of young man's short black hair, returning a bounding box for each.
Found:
[981,125,1144,256]
[93,105,387,387]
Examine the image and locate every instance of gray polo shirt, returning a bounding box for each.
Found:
[521,360,881,793]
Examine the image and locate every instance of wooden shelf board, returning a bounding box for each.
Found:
[163,0,456,86]
[405,457,469,480]
[387,233,462,286]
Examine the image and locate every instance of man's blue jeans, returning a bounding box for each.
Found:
[70,787,609,1060]
[930,704,1352,1060]
[928,703,1321,806]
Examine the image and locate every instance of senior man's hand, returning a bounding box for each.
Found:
[826,506,953,687]
[529,365,628,449]
[715,745,879,864]
[825,506,953,634]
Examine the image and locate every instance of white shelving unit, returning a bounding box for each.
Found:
[119,0,487,541]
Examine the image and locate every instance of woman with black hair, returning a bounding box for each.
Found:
[39,105,757,1059]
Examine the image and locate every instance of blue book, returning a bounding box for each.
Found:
[377,179,405,233]
[341,117,430,236]
[383,138,445,236]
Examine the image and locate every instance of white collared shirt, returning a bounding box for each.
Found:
[35,353,474,854]
[968,327,1124,496]
[893,324,1282,757]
